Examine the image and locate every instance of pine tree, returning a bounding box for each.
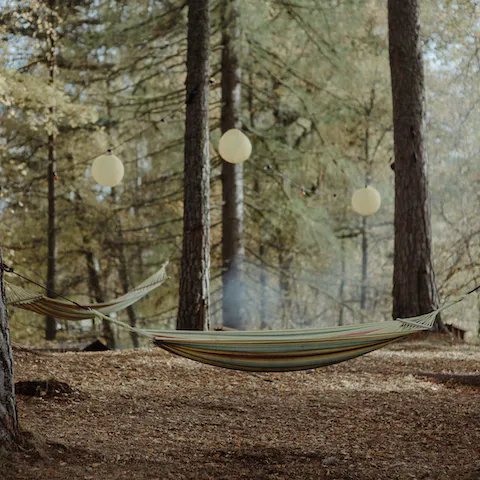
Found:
[220,0,246,329]
[0,246,18,444]
[388,0,443,326]
[177,0,211,330]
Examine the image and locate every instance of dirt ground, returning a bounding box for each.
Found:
[2,341,480,480]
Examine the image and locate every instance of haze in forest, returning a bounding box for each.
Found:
[0,0,479,346]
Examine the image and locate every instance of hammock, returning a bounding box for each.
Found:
[149,309,441,372]
[5,262,168,321]
[9,266,469,373]
[90,295,463,372]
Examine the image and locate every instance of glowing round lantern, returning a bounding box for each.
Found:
[218,128,252,164]
[92,152,124,187]
[351,186,381,216]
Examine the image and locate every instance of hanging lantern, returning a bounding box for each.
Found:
[218,128,252,164]
[91,152,125,187]
[351,186,381,216]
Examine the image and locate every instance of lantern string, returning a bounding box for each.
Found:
[251,163,336,198]
[1,95,391,202]
[249,156,393,200]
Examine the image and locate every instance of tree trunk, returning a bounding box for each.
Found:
[338,239,346,326]
[0,245,19,443]
[388,0,444,328]
[221,0,245,330]
[360,216,368,311]
[249,71,267,329]
[114,236,139,348]
[84,250,115,349]
[74,191,116,348]
[279,251,293,329]
[45,12,57,341]
[177,0,211,331]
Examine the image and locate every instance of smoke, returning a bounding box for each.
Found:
[210,255,392,331]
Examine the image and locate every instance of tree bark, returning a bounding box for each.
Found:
[360,216,368,311]
[279,251,293,329]
[388,0,443,328]
[74,191,116,348]
[45,9,57,341]
[117,247,139,348]
[338,239,346,326]
[111,207,139,348]
[0,245,19,444]
[84,250,115,349]
[177,0,211,331]
[221,0,246,329]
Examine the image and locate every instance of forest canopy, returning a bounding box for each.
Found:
[1,0,479,346]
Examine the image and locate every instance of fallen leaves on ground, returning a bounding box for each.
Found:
[2,341,480,480]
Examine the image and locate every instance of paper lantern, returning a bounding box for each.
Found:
[351,186,381,216]
[92,152,124,187]
[218,128,252,164]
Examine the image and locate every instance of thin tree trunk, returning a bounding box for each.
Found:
[74,191,116,348]
[177,0,211,331]
[248,69,267,329]
[388,0,444,330]
[279,251,293,329]
[338,239,346,326]
[84,250,115,349]
[118,248,139,348]
[221,0,245,330]
[45,9,57,341]
[360,216,368,311]
[0,244,19,443]
[254,176,267,329]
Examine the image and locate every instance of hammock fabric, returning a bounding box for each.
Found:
[5,262,168,321]
[150,309,444,372]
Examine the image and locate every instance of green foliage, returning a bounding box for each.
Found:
[1,0,479,343]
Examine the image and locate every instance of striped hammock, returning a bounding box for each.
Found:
[149,309,442,372]
[5,262,168,321]
[80,294,466,373]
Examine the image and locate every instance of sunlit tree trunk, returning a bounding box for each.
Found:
[177,0,211,330]
[388,0,444,329]
[0,244,19,443]
[221,0,246,330]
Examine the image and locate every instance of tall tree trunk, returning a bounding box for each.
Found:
[177,0,211,331]
[248,70,267,329]
[388,0,444,329]
[45,9,57,341]
[0,245,19,443]
[220,0,246,330]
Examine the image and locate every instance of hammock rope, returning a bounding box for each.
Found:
[3,261,169,321]
[1,262,478,372]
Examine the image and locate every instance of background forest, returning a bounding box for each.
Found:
[1,0,479,347]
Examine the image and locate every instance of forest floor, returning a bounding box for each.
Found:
[2,340,480,480]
